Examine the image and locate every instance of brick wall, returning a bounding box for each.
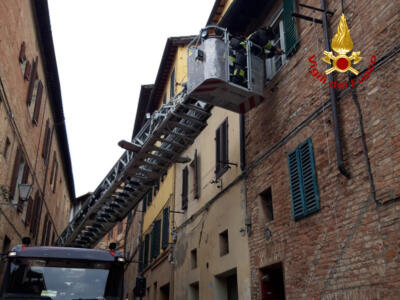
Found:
[245,0,399,299]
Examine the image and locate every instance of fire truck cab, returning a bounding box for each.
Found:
[0,239,124,300]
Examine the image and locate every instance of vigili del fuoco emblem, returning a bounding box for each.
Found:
[322,14,362,75]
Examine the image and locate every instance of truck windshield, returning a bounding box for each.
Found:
[3,258,122,300]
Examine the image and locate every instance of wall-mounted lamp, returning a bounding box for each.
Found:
[118,140,141,152]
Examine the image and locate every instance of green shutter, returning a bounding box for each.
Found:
[162,207,169,249]
[283,0,298,56]
[138,242,144,272]
[288,138,320,220]
[151,220,161,259]
[144,234,149,268]
[142,195,147,213]
[147,189,152,205]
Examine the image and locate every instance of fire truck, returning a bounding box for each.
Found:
[0,238,124,300]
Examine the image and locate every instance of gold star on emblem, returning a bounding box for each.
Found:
[322,14,362,75]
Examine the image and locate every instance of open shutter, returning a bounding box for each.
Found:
[41,214,49,245]
[161,207,169,249]
[154,219,161,258]
[138,242,144,272]
[170,68,175,99]
[25,196,33,226]
[144,234,149,267]
[215,127,221,174]
[32,80,43,125]
[283,0,298,56]
[9,148,21,199]
[182,167,188,210]
[24,61,31,81]
[17,164,30,212]
[42,120,50,159]
[26,58,38,106]
[150,224,156,260]
[299,139,320,214]
[193,150,199,199]
[141,195,147,213]
[19,42,26,63]
[222,120,228,165]
[288,149,304,220]
[147,189,152,205]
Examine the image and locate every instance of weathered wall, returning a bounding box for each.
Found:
[0,0,72,248]
[245,0,400,299]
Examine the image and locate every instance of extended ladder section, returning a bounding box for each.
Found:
[57,95,212,248]
[57,27,266,248]
[187,26,266,113]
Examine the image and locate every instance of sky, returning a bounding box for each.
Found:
[48,0,216,196]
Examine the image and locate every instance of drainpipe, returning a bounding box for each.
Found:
[320,0,351,179]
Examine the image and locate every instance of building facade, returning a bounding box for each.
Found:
[0,0,75,254]
[207,0,400,299]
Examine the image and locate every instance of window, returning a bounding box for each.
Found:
[170,68,175,99]
[3,137,10,158]
[288,138,320,221]
[260,262,286,300]
[215,119,228,178]
[219,230,229,256]
[42,119,51,162]
[9,148,29,209]
[191,249,197,269]
[181,167,188,210]
[260,187,273,221]
[150,220,161,260]
[188,282,199,300]
[26,58,43,125]
[265,10,287,80]
[161,207,169,249]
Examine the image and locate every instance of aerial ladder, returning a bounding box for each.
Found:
[57,26,266,248]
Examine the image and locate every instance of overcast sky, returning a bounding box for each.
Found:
[48,0,215,196]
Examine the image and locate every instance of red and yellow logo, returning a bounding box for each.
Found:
[322,14,362,75]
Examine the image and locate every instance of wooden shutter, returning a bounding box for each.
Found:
[142,195,147,213]
[26,58,38,106]
[138,242,144,272]
[215,126,221,175]
[25,196,33,226]
[283,0,298,56]
[45,220,51,245]
[17,164,30,212]
[42,120,50,159]
[32,80,43,125]
[24,61,31,80]
[215,120,228,177]
[30,193,40,236]
[288,138,320,220]
[19,42,26,63]
[41,214,49,245]
[52,160,58,192]
[9,148,22,198]
[193,150,199,199]
[170,68,175,99]
[147,189,152,205]
[182,167,188,210]
[151,220,161,258]
[161,207,169,249]
[51,232,55,246]
[221,120,228,166]
[144,234,149,267]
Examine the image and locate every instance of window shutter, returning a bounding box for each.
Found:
[24,61,31,81]
[52,160,58,192]
[170,68,175,99]
[283,0,298,56]
[9,148,22,198]
[138,242,144,272]
[32,80,43,125]
[182,167,188,210]
[142,195,147,213]
[215,127,221,175]
[147,189,152,205]
[30,193,41,236]
[17,164,30,212]
[161,207,169,249]
[41,214,49,245]
[222,120,228,165]
[26,58,38,106]
[25,196,33,226]
[150,225,156,260]
[288,138,320,220]
[42,120,50,159]
[193,150,199,199]
[19,42,26,63]
[144,234,149,267]
[153,219,161,258]
[45,221,51,245]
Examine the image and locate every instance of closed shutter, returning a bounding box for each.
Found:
[30,193,40,236]
[42,120,50,159]
[32,80,43,125]
[144,234,149,267]
[161,207,169,249]
[9,148,22,198]
[288,138,320,220]
[26,58,38,106]
[170,68,175,99]
[283,0,298,56]
[153,220,161,258]
[193,149,199,199]
[181,167,188,210]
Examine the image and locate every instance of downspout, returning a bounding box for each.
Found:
[320,0,351,179]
